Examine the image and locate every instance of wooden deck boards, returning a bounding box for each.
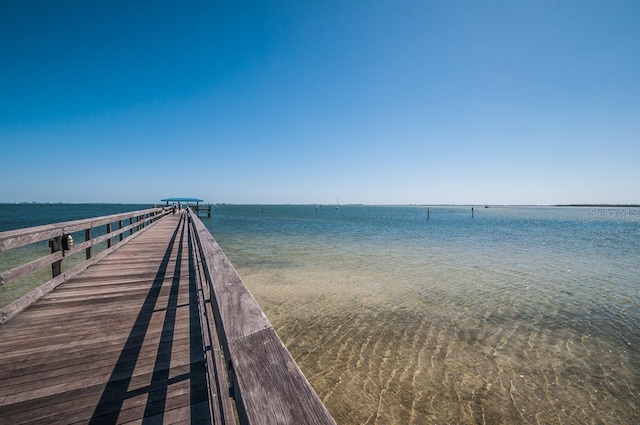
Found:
[0,214,211,424]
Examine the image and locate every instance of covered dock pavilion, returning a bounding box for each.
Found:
[161,197,211,217]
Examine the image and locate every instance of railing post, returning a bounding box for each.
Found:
[129,217,133,236]
[106,223,112,248]
[85,229,92,260]
[49,236,63,277]
[119,220,123,241]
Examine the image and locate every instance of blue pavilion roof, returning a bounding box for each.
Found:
[161,198,204,203]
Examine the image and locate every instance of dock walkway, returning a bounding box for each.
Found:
[0,214,209,424]
[0,211,335,424]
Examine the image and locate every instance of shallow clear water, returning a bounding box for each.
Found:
[207,205,639,424]
[1,204,638,424]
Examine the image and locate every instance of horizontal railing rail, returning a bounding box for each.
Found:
[0,207,171,323]
[186,207,336,425]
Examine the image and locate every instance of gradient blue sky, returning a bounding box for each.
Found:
[1,0,639,205]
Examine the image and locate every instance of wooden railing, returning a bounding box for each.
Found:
[0,206,335,423]
[0,207,170,323]
[186,208,336,425]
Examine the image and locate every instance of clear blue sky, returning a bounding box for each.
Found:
[1,0,638,205]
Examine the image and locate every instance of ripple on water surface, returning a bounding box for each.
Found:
[210,206,639,424]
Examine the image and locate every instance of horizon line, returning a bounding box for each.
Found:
[2,202,639,208]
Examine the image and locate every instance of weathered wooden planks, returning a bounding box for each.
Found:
[0,214,211,424]
[187,222,236,424]
[232,329,336,425]
[0,208,170,323]
[0,208,336,425]
[189,210,336,425]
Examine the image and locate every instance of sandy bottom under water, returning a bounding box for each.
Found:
[236,249,638,425]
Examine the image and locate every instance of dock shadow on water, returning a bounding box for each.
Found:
[211,205,639,425]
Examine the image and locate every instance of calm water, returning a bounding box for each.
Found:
[1,204,638,424]
[207,205,639,424]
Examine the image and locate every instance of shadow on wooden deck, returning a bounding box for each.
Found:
[89,215,210,424]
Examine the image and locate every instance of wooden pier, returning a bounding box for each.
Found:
[0,208,335,424]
